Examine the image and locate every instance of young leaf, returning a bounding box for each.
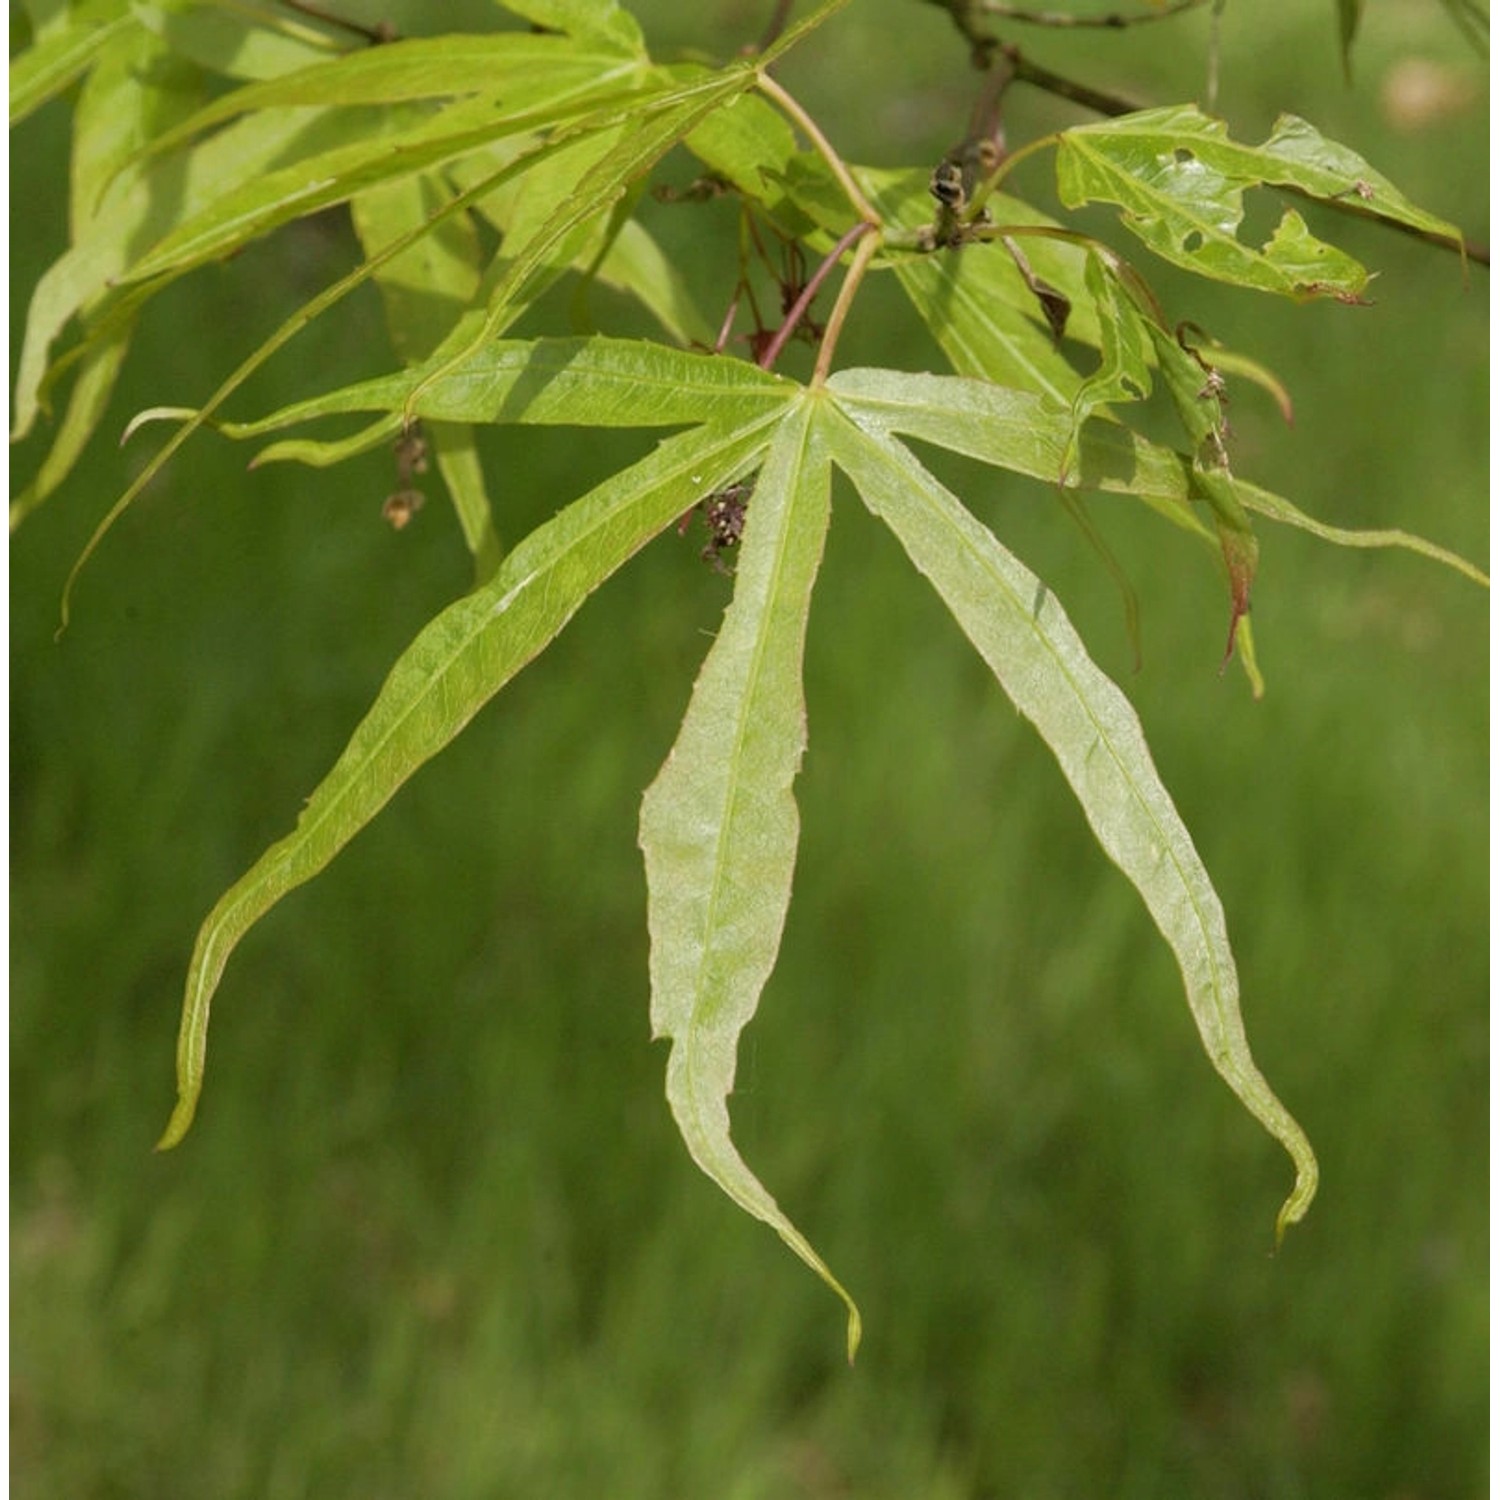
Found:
[157,411,785,1152]
[817,391,1319,1241]
[1062,252,1153,482]
[639,396,861,1360]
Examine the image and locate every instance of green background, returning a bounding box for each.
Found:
[12,1,1487,1495]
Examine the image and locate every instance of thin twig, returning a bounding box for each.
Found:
[812,227,881,383]
[759,222,874,372]
[277,0,395,44]
[756,72,881,224]
[1006,46,1143,116]
[979,0,1210,26]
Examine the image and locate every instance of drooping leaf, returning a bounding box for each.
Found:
[18,41,664,442]
[111,88,632,291]
[157,409,786,1152]
[817,389,1319,1241]
[352,168,482,363]
[1235,480,1488,586]
[10,316,134,529]
[9,2,134,125]
[640,394,860,1360]
[69,21,207,235]
[399,66,762,424]
[429,422,504,582]
[60,69,764,614]
[15,102,353,439]
[161,336,799,442]
[826,365,1485,588]
[8,27,211,520]
[137,30,645,163]
[1056,106,1462,297]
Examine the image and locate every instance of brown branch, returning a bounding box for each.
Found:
[1005,45,1143,116]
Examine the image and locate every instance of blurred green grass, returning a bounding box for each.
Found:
[11,1,1486,1496]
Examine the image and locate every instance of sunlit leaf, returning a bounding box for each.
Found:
[138,30,644,162]
[827,365,1484,588]
[9,317,133,529]
[15,103,352,439]
[69,22,207,234]
[162,336,797,441]
[817,390,1319,1241]
[157,410,785,1151]
[640,395,860,1360]
[9,2,134,125]
[402,67,760,423]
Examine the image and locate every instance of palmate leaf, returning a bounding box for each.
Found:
[639,399,861,1361]
[1056,106,1463,298]
[156,370,792,1151]
[148,323,1484,1347]
[58,63,770,619]
[12,29,656,445]
[817,381,1318,1240]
